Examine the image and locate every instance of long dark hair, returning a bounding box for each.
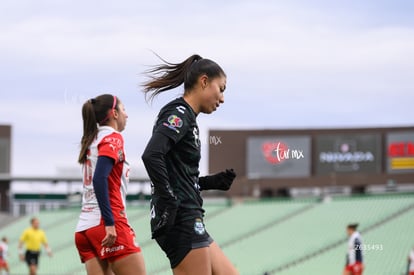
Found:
[142,54,226,101]
[78,94,118,164]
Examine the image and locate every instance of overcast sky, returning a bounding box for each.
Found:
[0,0,413,177]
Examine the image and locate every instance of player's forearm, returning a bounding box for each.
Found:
[18,242,24,255]
[44,244,51,251]
[93,156,115,226]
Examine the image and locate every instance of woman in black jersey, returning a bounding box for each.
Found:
[141,54,239,275]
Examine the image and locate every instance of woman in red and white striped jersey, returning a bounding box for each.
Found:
[75,94,146,275]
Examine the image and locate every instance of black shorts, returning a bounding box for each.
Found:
[155,216,213,268]
[25,250,40,266]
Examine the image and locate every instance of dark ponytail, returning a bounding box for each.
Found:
[78,94,118,164]
[142,53,226,101]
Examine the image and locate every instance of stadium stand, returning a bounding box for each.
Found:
[0,193,413,275]
[280,202,414,275]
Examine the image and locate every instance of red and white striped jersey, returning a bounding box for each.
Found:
[76,126,130,232]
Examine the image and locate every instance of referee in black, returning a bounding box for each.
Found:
[141,54,239,275]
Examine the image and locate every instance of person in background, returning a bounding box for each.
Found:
[408,246,414,275]
[18,217,52,275]
[0,236,9,275]
[343,223,364,275]
[75,94,146,275]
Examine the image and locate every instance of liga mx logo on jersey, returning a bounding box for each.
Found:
[194,218,205,235]
[163,115,183,133]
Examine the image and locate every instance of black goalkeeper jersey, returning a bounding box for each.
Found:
[144,97,204,220]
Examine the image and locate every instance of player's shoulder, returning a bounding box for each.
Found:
[160,97,193,118]
[97,127,123,145]
[22,227,34,236]
[157,98,194,131]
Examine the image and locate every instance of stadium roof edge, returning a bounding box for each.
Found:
[208,125,414,132]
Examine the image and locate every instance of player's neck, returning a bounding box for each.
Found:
[182,93,200,115]
[102,120,118,131]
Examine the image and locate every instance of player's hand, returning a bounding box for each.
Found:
[221,169,237,189]
[151,202,178,239]
[19,253,25,261]
[199,169,236,191]
[102,225,117,247]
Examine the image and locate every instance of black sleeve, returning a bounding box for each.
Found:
[142,132,177,202]
[354,238,363,262]
[93,156,115,226]
[154,105,190,144]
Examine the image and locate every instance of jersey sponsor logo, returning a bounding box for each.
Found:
[150,205,156,219]
[103,136,123,152]
[176,106,186,114]
[104,137,122,148]
[100,245,125,256]
[163,115,183,133]
[194,218,205,235]
[193,127,201,147]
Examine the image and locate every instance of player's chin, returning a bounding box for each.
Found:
[202,108,215,114]
[201,105,218,114]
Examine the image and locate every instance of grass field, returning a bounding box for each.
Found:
[1,193,413,275]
